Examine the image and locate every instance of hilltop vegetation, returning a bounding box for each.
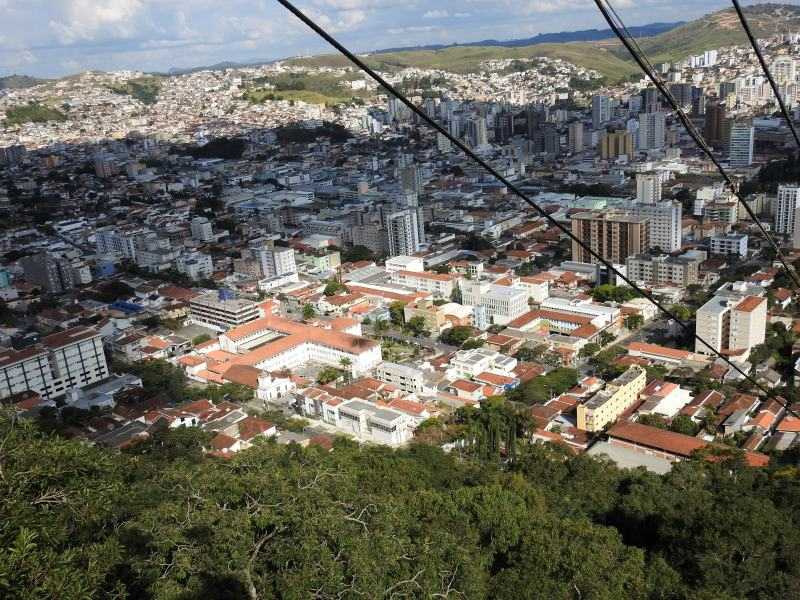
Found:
[0,75,44,90]
[3,102,66,126]
[2,409,800,598]
[244,71,372,107]
[107,76,162,105]
[288,4,800,82]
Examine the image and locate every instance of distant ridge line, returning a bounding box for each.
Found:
[370,22,684,54]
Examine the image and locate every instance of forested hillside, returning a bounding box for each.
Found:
[1,411,799,599]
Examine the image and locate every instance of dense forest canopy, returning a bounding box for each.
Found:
[2,410,800,599]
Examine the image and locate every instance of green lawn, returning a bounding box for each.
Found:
[4,102,66,126]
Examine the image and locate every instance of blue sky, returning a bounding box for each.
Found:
[0,0,786,78]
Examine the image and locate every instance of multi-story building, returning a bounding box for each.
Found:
[710,233,748,257]
[626,254,702,287]
[774,185,800,236]
[177,252,214,280]
[461,281,529,327]
[252,245,297,279]
[600,131,634,161]
[0,327,109,401]
[375,362,431,395]
[577,366,647,432]
[570,211,649,264]
[386,208,424,257]
[636,173,662,203]
[539,297,620,329]
[638,112,666,150]
[592,94,611,130]
[95,227,148,260]
[703,100,730,149]
[729,121,754,168]
[190,217,214,243]
[568,121,584,153]
[390,270,459,299]
[20,252,75,294]
[695,292,766,357]
[189,292,261,332]
[632,201,682,252]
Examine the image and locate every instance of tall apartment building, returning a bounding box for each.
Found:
[695,293,766,357]
[189,292,261,332]
[465,116,488,148]
[176,252,214,280]
[591,94,612,130]
[703,100,730,149]
[632,201,682,252]
[636,173,662,203]
[386,208,424,257]
[626,254,702,287]
[577,366,647,432]
[600,131,634,161]
[570,211,649,264]
[461,281,529,327]
[729,121,754,167]
[0,327,109,401]
[95,227,149,260]
[774,185,800,236]
[20,252,75,293]
[568,121,584,153]
[190,217,214,243]
[253,246,297,279]
[638,112,666,150]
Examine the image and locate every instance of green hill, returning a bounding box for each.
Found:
[289,3,800,82]
[0,75,45,90]
[3,102,66,126]
[107,76,162,105]
[619,3,800,64]
[289,42,637,81]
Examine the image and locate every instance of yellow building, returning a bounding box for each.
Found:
[577,366,647,432]
[600,131,634,161]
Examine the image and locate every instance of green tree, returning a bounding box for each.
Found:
[625,314,644,330]
[389,301,406,326]
[440,326,474,347]
[579,342,601,358]
[406,316,429,337]
[317,367,343,385]
[192,334,212,346]
[302,303,317,320]
[591,284,640,303]
[323,280,347,297]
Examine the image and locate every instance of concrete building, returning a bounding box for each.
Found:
[626,253,702,287]
[0,327,109,401]
[190,217,214,243]
[568,121,584,153]
[633,201,682,252]
[252,245,297,279]
[600,131,634,161]
[638,112,666,150]
[177,252,214,280]
[710,233,748,258]
[636,173,662,203]
[570,211,649,264]
[592,94,611,130]
[20,252,75,293]
[390,270,459,299]
[189,292,260,332]
[385,255,424,273]
[577,366,647,432]
[729,121,754,167]
[774,185,800,236]
[461,281,529,327]
[695,294,766,357]
[386,208,424,257]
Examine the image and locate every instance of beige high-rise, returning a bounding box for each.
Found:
[571,211,649,264]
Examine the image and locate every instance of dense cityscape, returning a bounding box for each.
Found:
[4,3,800,598]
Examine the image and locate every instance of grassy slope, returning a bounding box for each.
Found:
[4,102,66,126]
[289,42,637,81]
[288,4,800,82]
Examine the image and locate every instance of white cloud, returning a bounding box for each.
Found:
[423,9,449,19]
[49,0,145,44]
